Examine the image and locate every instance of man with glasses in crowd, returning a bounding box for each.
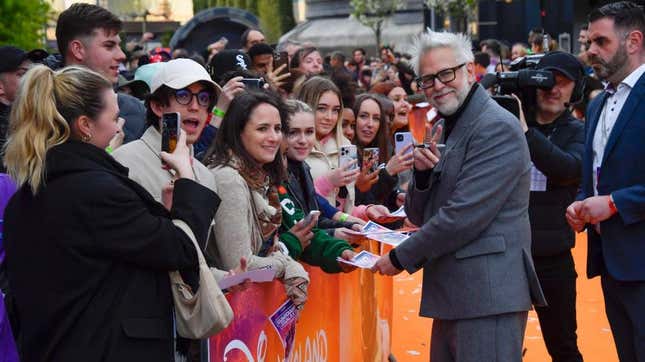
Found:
[567,2,645,361]
[372,29,545,362]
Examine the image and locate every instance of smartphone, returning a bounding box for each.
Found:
[241,78,266,89]
[161,112,180,167]
[394,132,413,155]
[363,147,380,173]
[273,51,289,75]
[303,210,320,225]
[339,145,358,170]
[161,112,180,154]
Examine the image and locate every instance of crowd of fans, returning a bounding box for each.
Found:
[0,1,643,362]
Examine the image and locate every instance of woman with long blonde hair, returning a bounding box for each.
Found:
[3,65,219,362]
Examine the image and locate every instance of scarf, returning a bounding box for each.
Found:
[227,155,282,250]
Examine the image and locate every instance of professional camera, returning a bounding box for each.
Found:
[483,54,555,122]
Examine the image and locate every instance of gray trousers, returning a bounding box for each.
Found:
[430,311,528,362]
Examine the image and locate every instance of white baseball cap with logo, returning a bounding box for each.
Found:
[150,58,221,95]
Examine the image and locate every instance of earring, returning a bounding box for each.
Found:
[82,133,92,142]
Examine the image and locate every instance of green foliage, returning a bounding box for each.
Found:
[425,0,477,21]
[350,0,405,48]
[192,0,294,43]
[0,0,51,50]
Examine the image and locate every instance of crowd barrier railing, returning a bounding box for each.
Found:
[207,241,394,362]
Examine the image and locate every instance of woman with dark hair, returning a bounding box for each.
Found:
[205,90,310,309]
[3,66,219,362]
[290,47,323,76]
[352,94,413,207]
[370,80,412,137]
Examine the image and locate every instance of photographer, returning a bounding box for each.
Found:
[518,51,585,362]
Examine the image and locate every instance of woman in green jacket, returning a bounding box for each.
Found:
[278,100,357,273]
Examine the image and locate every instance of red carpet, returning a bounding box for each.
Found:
[391,232,618,361]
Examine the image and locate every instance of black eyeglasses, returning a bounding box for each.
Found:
[416,63,466,89]
[174,89,212,107]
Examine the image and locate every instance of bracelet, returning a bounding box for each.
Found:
[339,213,349,222]
[212,107,225,118]
[608,195,618,215]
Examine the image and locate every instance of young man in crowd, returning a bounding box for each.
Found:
[55,3,146,143]
[240,28,266,52]
[372,29,545,361]
[520,51,586,362]
[248,43,274,75]
[567,2,645,361]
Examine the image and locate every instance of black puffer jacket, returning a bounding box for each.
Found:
[525,111,584,257]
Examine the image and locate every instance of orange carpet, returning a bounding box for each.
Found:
[391,232,618,361]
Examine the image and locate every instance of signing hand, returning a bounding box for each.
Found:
[414,124,442,171]
[371,253,402,276]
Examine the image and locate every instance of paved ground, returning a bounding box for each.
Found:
[391,232,618,361]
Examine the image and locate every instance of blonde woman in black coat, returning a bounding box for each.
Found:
[2,65,219,362]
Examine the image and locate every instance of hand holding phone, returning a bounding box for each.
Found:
[241,78,266,89]
[339,145,358,170]
[302,210,320,225]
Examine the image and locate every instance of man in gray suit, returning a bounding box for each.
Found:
[372,30,546,361]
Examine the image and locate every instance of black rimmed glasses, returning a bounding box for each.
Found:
[416,63,466,89]
[173,89,212,108]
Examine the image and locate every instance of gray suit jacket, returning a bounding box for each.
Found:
[396,84,546,320]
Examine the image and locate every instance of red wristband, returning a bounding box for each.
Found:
[608,196,618,215]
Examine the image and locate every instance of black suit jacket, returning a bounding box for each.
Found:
[4,141,219,362]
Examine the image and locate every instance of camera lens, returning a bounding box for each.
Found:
[396,135,403,141]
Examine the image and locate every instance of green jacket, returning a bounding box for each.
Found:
[278,184,353,273]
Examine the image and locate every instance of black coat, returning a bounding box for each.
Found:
[4,141,219,362]
[525,112,584,257]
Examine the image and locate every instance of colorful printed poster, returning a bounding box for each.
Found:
[269,299,298,359]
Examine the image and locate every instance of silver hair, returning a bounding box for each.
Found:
[410,29,475,76]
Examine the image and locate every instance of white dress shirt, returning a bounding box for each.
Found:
[592,63,645,195]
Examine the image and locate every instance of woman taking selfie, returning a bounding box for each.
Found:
[3,66,219,362]
[352,94,413,207]
[204,90,309,309]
